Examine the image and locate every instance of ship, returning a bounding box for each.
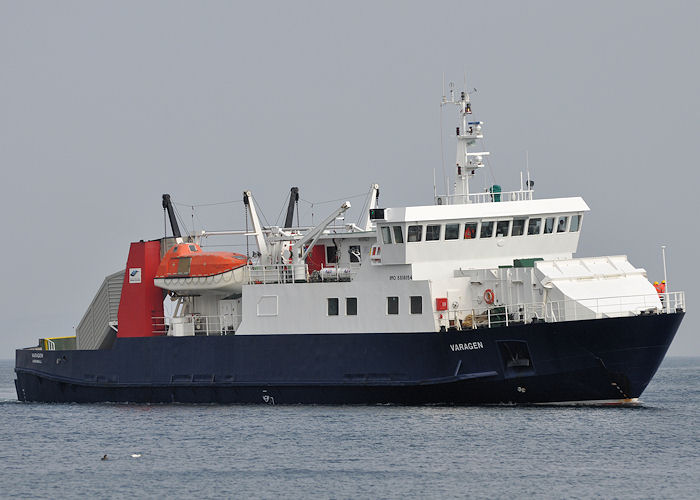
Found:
[14,85,686,405]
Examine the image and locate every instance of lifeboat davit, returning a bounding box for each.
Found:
[154,243,249,295]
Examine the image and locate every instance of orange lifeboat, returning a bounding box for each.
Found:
[154,243,249,295]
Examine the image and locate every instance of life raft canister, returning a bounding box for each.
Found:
[484,289,495,305]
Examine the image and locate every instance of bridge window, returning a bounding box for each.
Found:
[464,222,478,239]
[346,297,357,315]
[570,214,581,232]
[445,223,460,240]
[407,225,422,242]
[426,224,441,241]
[327,298,339,316]
[512,218,526,236]
[480,221,494,238]
[557,216,569,233]
[527,218,542,235]
[544,217,555,234]
[496,220,511,237]
[381,226,392,244]
[387,296,399,315]
[410,296,423,314]
[393,226,404,243]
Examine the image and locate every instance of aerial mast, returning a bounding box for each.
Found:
[441,83,489,204]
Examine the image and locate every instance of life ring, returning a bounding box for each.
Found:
[484,289,495,305]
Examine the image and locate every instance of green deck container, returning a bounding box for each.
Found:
[513,258,544,268]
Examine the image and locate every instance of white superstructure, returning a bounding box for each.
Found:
[153,85,685,338]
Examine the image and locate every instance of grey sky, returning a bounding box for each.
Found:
[1,1,698,357]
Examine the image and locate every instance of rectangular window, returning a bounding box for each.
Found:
[381,226,392,244]
[327,298,339,316]
[410,296,422,314]
[326,245,338,263]
[348,245,361,263]
[426,225,441,241]
[569,214,581,232]
[512,218,526,236]
[393,226,404,243]
[480,221,494,238]
[527,218,542,235]
[557,216,569,233]
[387,296,399,315]
[176,257,192,275]
[496,220,511,237]
[464,222,478,239]
[444,223,460,240]
[544,217,555,234]
[407,225,422,242]
[346,297,357,315]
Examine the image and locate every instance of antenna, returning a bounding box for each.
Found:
[433,168,437,199]
[526,150,529,171]
[439,88,447,198]
[442,73,446,102]
[526,150,531,193]
[662,245,669,311]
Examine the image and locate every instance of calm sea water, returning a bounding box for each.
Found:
[0,358,698,499]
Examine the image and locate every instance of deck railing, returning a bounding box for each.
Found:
[152,314,242,336]
[435,189,534,206]
[246,264,308,284]
[437,291,685,331]
[246,263,358,284]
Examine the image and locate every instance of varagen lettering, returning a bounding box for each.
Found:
[450,342,484,351]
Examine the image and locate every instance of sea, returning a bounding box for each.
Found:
[0,358,698,500]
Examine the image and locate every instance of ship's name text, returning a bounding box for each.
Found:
[450,342,484,351]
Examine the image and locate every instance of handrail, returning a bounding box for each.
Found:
[245,263,357,284]
[435,189,533,205]
[246,264,308,285]
[152,314,242,337]
[437,291,685,331]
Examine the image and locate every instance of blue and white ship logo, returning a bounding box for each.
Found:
[128,268,142,284]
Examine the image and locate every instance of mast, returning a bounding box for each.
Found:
[440,84,489,204]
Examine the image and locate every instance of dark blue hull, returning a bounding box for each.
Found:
[15,313,684,404]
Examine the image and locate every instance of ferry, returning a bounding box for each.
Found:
[14,85,686,404]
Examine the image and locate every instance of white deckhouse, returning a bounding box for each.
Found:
[151,85,683,340]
